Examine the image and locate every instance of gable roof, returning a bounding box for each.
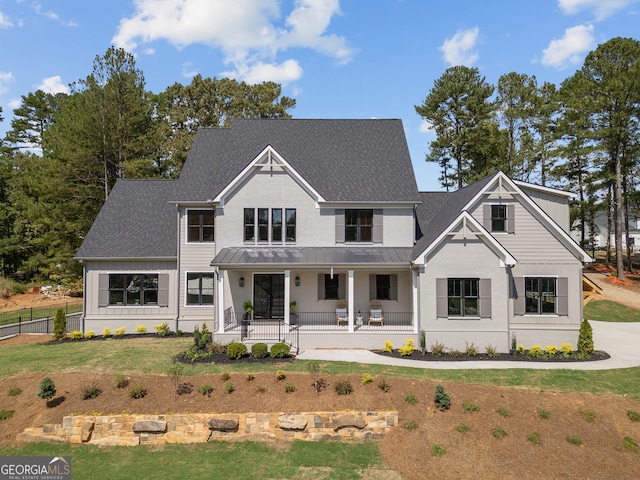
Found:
[75,180,178,260]
[176,118,420,203]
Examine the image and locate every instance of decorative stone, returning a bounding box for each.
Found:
[164,431,211,444]
[207,417,239,432]
[132,420,167,433]
[89,436,140,446]
[332,414,366,431]
[278,414,308,431]
[81,421,95,442]
[17,431,65,443]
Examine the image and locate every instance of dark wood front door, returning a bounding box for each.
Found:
[253,274,285,319]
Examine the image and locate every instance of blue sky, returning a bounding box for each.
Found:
[0,0,638,191]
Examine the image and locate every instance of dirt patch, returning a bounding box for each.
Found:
[0,291,82,313]
[1,336,640,479]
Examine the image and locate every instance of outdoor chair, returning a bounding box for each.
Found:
[335,300,349,326]
[368,300,384,326]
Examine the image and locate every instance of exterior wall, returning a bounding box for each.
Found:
[518,185,571,232]
[419,237,511,352]
[82,260,177,332]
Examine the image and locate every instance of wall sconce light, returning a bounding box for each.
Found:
[239,277,244,287]
[295,276,300,287]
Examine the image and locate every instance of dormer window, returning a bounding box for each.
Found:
[244,207,296,244]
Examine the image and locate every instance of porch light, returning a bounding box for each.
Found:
[295,276,300,286]
[239,277,244,287]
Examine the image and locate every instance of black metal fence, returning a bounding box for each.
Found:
[0,313,83,339]
[0,302,82,327]
[293,311,413,331]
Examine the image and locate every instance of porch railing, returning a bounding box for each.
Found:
[293,311,413,331]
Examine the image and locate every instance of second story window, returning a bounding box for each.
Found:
[244,208,296,244]
[285,208,296,242]
[491,205,507,232]
[345,209,373,242]
[187,210,214,243]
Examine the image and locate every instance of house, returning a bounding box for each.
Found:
[75,118,592,352]
[570,210,640,252]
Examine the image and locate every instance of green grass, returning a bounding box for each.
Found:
[0,303,83,327]
[0,441,386,480]
[584,300,640,322]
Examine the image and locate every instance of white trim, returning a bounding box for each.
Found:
[184,207,215,245]
[212,145,326,206]
[183,271,215,308]
[513,179,576,199]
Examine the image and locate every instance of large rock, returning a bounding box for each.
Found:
[81,421,95,442]
[208,417,239,432]
[132,420,167,433]
[278,414,308,431]
[332,414,366,431]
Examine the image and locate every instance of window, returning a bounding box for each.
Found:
[187,210,214,242]
[447,278,479,316]
[525,277,556,314]
[285,208,296,242]
[244,208,296,244]
[376,275,391,300]
[491,205,507,232]
[345,209,373,242]
[186,273,214,305]
[324,274,339,300]
[108,274,158,306]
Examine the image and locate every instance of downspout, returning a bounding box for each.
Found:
[175,205,181,332]
[81,261,86,333]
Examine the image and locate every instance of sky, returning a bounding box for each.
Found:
[0,0,638,191]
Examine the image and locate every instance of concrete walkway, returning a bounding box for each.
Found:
[296,321,640,370]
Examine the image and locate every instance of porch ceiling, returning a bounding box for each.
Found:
[211,247,414,268]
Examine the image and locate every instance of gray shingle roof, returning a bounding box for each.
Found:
[75,180,178,260]
[176,118,420,203]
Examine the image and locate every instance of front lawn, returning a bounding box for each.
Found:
[584,299,640,322]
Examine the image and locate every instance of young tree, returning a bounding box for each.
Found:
[415,66,495,189]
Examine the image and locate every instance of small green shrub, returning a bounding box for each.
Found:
[136,325,147,334]
[496,407,510,417]
[404,393,419,405]
[284,382,296,393]
[102,327,111,337]
[403,420,418,430]
[114,327,126,337]
[398,338,416,356]
[246,373,255,381]
[580,409,596,422]
[464,342,478,356]
[167,365,184,391]
[199,384,213,397]
[53,308,66,341]
[251,343,268,358]
[335,379,353,395]
[420,330,426,353]
[82,383,102,400]
[623,436,638,453]
[361,374,375,385]
[462,403,479,413]
[270,342,291,358]
[527,432,542,445]
[456,423,470,435]
[154,322,171,336]
[130,386,147,399]
[448,349,462,357]
[70,330,83,340]
[176,329,183,336]
[485,344,498,358]
[115,374,129,389]
[38,377,56,401]
[578,318,594,355]
[274,370,285,381]
[566,436,582,446]
[7,387,22,397]
[382,340,393,353]
[434,384,450,411]
[225,381,235,394]
[0,409,15,421]
[256,385,266,393]
[176,383,193,395]
[626,410,640,422]
[377,378,391,392]
[538,409,551,419]
[226,342,248,359]
[529,345,543,357]
[545,345,558,356]
[492,427,508,439]
[431,342,446,356]
[430,444,446,457]
[84,330,95,339]
[220,372,231,381]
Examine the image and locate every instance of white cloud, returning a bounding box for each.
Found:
[8,98,21,110]
[439,27,480,66]
[0,12,14,28]
[419,119,434,134]
[558,0,638,20]
[32,2,59,21]
[37,75,69,95]
[541,24,594,68]
[112,0,352,84]
[223,59,303,84]
[181,62,199,79]
[0,71,14,94]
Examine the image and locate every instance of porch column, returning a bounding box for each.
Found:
[216,269,225,333]
[284,270,291,329]
[348,269,355,333]
[412,268,419,333]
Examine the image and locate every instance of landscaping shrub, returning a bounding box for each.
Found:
[361,374,375,385]
[430,444,446,457]
[463,403,479,413]
[335,379,353,395]
[627,410,640,422]
[529,345,543,357]
[448,348,462,357]
[70,330,83,340]
[84,330,95,339]
[307,362,327,394]
[456,423,470,435]
[496,407,510,417]
[398,338,415,356]
[431,342,446,356]
[560,342,573,357]
[154,322,171,336]
[225,381,235,394]
[492,427,508,439]
[276,370,286,381]
[434,384,450,411]
[246,373,255,381]
[199,384,213,397]
[284,382,296,393]
[538,409,551,419]
[527,432,542,445]
[53,308,66,341]
[404,393,419,405]
[82,383,102,400]
[270,342,291,358]
[545,345,558,356]
[566,436,582,446]
[578,318,594,355]
[136,325,147,334]
[167,365,184,391]
[220,372,230,381]
[420,330,426,353]
[102,327,111,337]
[38,377,56,401]
[256,385,266,393]
[485,344,498,358]
[226,342,248,359]
[624,436,638,452]
[465,342,478,356]
[580,409,597,422]
[403,420,418,431]
[175,383,193,395]
[115,374,129,389]
[130,386,147,399]
[114,327,126,337]
[251,343,268,358]
[0,410,15,421]
[517,344,525,354]
[382,340,393,353]
[7,387,21,397]
[377,378,391,392]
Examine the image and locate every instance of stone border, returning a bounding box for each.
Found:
[18,411,398,446]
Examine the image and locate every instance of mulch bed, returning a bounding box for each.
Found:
[374,349,610,362]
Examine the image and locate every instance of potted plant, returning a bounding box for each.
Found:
[243,301,254,320]
[289,301,297,325]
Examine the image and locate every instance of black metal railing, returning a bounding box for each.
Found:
[293,311,413,331]
[0,312,83,340]
[239,318,299,353]
[0,302,82,327]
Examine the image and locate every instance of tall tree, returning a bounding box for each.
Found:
[579,37,640,280]
[416,66,495,189]
[3,91,60,152]
[530,81,559,186]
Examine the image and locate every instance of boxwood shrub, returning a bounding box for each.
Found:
[270,342,291,358]
[251,342,269,358]
[226,342,248,359]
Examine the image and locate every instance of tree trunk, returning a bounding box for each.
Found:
[614,152,625,280]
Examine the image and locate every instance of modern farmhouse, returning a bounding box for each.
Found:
[75,118,592,352]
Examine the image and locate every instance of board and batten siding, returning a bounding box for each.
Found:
[517,185,571,232]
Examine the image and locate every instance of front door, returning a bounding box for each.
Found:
[253,274,285,319]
